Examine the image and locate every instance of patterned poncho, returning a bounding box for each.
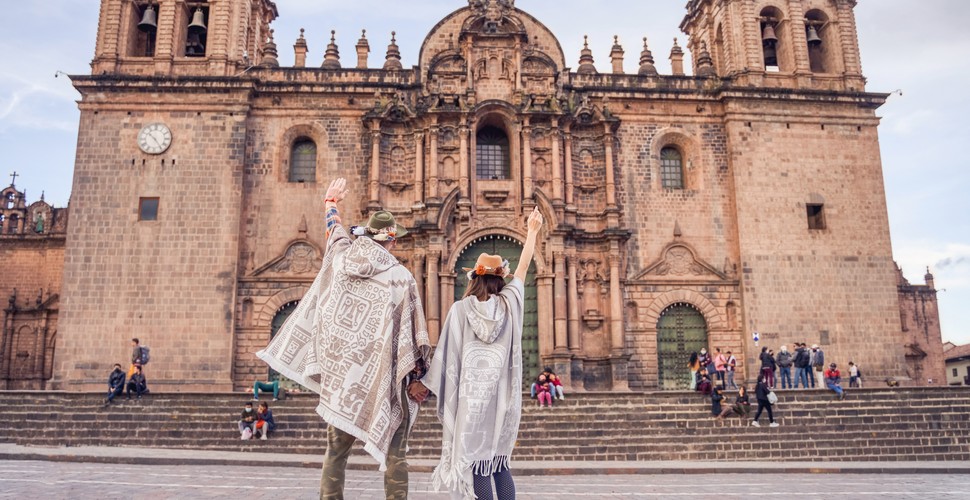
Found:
[422,278,524,499]
[257,222,430,469]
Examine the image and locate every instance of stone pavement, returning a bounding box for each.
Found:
[3,444,970,475]
[1,460,970,499]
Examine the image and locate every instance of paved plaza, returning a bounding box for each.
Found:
[0,460,968,499]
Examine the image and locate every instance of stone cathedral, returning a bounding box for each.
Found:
[42,0,945,393]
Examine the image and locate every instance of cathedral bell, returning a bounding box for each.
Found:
[762,24,778,46]
[137,5,157,33]
[188,7,207,35]
[806,25,822,46]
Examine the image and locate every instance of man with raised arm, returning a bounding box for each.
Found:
[257,178,430,500]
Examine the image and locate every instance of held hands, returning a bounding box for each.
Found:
[526,207,544,235]
[407,380,430,404]
[325,178,349,205]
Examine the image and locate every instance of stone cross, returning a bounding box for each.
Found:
[9,171,18,186]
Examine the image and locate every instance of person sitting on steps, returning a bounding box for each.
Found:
[103,364,126,406]
[126,365,148,400]
[535,374,554,408]
[255,402,276,440]
[253,378,280,401]
[824,363,847,400]
[239,402,258,440]
[549,373,565,401]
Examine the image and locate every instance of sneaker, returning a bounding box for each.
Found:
[840,392,846,401]
[751,421,761,427]
[769,422,780,428]
[272,398,278,402]
[260,431,268,441]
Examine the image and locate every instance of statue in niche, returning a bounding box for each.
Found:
[34,213,45,233]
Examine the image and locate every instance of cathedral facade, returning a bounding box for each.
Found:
[48,0,944,392]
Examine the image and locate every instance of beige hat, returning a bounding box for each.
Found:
[462,253,510,277]
[352,211,408,241]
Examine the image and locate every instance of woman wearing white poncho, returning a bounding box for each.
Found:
[415,208,543,500]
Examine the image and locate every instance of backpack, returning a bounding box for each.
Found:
[277,387,287,401]
[139,346,151,365]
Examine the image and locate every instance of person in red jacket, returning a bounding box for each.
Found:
[824,363,846,400]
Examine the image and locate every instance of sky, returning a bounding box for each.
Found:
[1,0,968,344]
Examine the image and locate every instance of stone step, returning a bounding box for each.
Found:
[3,388,970,463]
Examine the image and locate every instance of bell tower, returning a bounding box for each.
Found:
[91,0,278,76]
[680,0,865,91]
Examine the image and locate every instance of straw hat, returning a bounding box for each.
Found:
[462,253,510,278]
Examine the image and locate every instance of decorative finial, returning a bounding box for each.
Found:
[331,30,336,43]
[362,29,366,37]
[583,35,589,49]
[299,28,305,39]
[614,35,619,44]
[384,31,403,71]
[638,36,657,76]
[322,30,342,69]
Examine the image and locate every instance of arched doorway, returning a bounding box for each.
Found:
[269,301,300,389]
[454,235,539,384]
[656,303,708,390]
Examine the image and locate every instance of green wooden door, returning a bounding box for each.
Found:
[657,304,708,390]
[269,301,301,390]
[454,235,539,386]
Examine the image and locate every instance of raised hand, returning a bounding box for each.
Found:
[325,178,349,204]
[527,207,544,234]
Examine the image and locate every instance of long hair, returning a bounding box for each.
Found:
[463,274,506,302]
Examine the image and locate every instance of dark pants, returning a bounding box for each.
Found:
[753,400,774,423]
[474,463,516,500]
[106,385,124,402]
[761,367,774,388]
[779,366,792,389]
[126,382,146,398]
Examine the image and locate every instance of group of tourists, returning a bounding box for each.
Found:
[530,368,565,407]
[760,343,860,398]
[102,338,150,406]
[688,347,738,392]
[257,178,542,499]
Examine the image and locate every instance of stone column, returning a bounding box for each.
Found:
[414,132,425,207]
[608,244,629,391]
[440,273,455,338]
[522,118,533,200]
[426,251,440,344]
[369,119,382,209]
[788,1,812,75]
[413,252,425,323]
[567,254,581,351]
[459,125,470,200]
[603,123,616,209]
[153,0,178,75]
[608,250,623,354]
[553,252,568,351]
[564,129,575,207]
[537,275,554,357]
[551,122,563,203]
[428,125,439,200]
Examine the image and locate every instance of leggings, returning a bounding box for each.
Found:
[753,400,774,423]
[473,466,515,500]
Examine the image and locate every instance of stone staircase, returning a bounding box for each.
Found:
[2,387,969,462]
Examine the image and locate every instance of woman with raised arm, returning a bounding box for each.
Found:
[416,207,544,500]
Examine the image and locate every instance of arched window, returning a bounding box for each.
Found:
[289,139,317,183]
[760,7,785,72]
[7,214,19,234]
[476,126,510,180]
[805,10,831,73]
[660,147,684,189]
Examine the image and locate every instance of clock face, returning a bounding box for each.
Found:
[137,123,173,155]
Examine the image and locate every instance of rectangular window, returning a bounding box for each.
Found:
[139,198,159,221]
[807,204,826,230]
[954,368,959,377]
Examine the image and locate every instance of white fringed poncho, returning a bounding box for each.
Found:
[422,278,524,499]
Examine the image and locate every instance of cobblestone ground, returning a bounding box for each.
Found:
[0,461,968,499]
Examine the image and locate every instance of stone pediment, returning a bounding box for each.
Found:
[251,241,322,278]
[633,243,727,281]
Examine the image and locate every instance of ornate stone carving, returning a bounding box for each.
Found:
[655,246,705,276]
[271,243,321,274]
